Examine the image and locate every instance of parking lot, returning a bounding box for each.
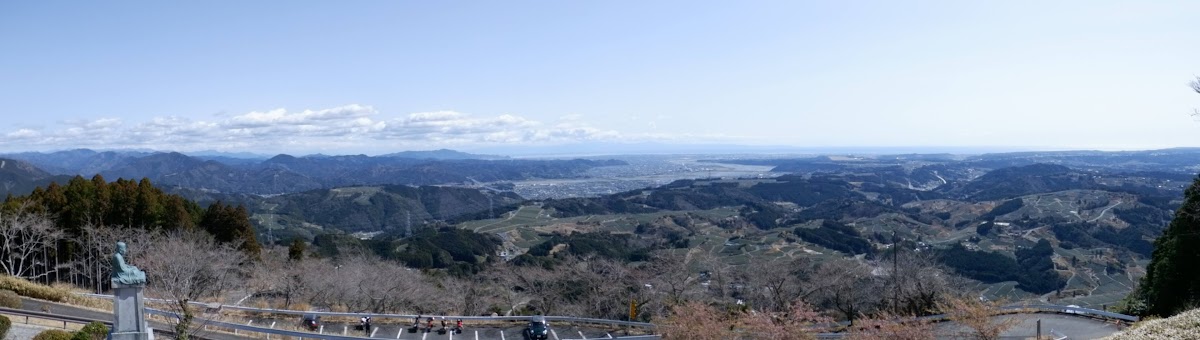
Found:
[252,317,638,340]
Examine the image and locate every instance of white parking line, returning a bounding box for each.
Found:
[605,333,613,339]
[578,331,587,339]
[397,327,404,339]
[343,326,348,335]
[500,330,505,340]
[371,327,379,337]
[422,330,428,340]
[551,329,560,340]
[475,330,479,340]
[319,325,324,334]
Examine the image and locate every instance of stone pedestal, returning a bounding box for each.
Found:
[111,283,153,340]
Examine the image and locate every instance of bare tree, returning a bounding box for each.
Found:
[694,252,730,300]
[738,299,831,340]
[847,311,935,340]
[659,301,736,340]
[438,276,491,316]
[139,230,246,340]
[936,296,1020,340]
[1192,77,1200,116]
[298,257,344,310]
[479,262,531,316]
[573,257,640,320]
[0,209,64,280]
[340,256,428,314]
[649,251,697,307]
[510,264,575,316]
[739,258,821,314]
[74,224,157,293]
[246,249,312,309]
[813,259,879,325]
[889,251,957,316]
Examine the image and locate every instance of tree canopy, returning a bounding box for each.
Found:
[1135,176,1200,316]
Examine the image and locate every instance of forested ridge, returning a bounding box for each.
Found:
[1,175,260,289]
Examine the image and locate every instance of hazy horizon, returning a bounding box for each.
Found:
[3,1,1199,155]
[6,144,1198,160]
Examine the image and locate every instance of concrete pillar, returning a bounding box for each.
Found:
[111,283,153,340]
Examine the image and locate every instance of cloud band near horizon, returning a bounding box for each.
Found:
[0,104,741,154]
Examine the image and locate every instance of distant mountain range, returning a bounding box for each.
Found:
[0,149,624,196]
[379,149,508,160]
[0,158,73,197]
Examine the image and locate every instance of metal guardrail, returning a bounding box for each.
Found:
[812,304,1138,339]
[147,308,369,340]
[0,306,185,339]
[81,292,1138,339]
[146,307,660,340]
[79,292,657,329]
[1008,304,1139,322]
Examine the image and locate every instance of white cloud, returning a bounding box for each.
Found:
[0,105,652,153]
[84,118,122,129]
[6,129,41,139]
[227,104,378,128]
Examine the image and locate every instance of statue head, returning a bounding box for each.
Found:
[116,242,127,255]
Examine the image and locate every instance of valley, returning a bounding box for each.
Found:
[0,147,1194,330]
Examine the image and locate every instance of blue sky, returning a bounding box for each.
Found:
[1,1,1198,155]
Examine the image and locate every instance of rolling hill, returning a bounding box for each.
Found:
[0,158,73,196]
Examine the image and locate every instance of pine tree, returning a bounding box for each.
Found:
[1136,176,1200,316]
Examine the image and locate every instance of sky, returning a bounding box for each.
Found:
[1,1,1199,156]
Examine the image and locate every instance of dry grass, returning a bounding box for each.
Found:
[0,276,67,302]
[1100,309,1200,340]
[53,285,114,313]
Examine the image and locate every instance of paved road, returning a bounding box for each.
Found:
[936,313,1123,339]
[19,298,255,340]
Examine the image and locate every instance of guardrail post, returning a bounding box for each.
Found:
[1036,319,1041,339]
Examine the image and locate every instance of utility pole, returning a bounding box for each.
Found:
[405,211,412,238]
[893,229,899,314]
[487,195,494,219]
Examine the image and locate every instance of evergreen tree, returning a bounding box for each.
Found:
[200,202,262,258]
[288,238,306,261]
[135,178,164,229]
[1135,176,1200,317]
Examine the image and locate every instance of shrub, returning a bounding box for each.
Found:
[33,329,73,340]
[72,321,109,340]
[0,276,67,302]
[0,289,22,308]
[0,315,11,340]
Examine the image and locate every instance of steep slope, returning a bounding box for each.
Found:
[1133,176,1200,317]
[0,158,73,196]
[101,152,324,194]
[0,149,151,175]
